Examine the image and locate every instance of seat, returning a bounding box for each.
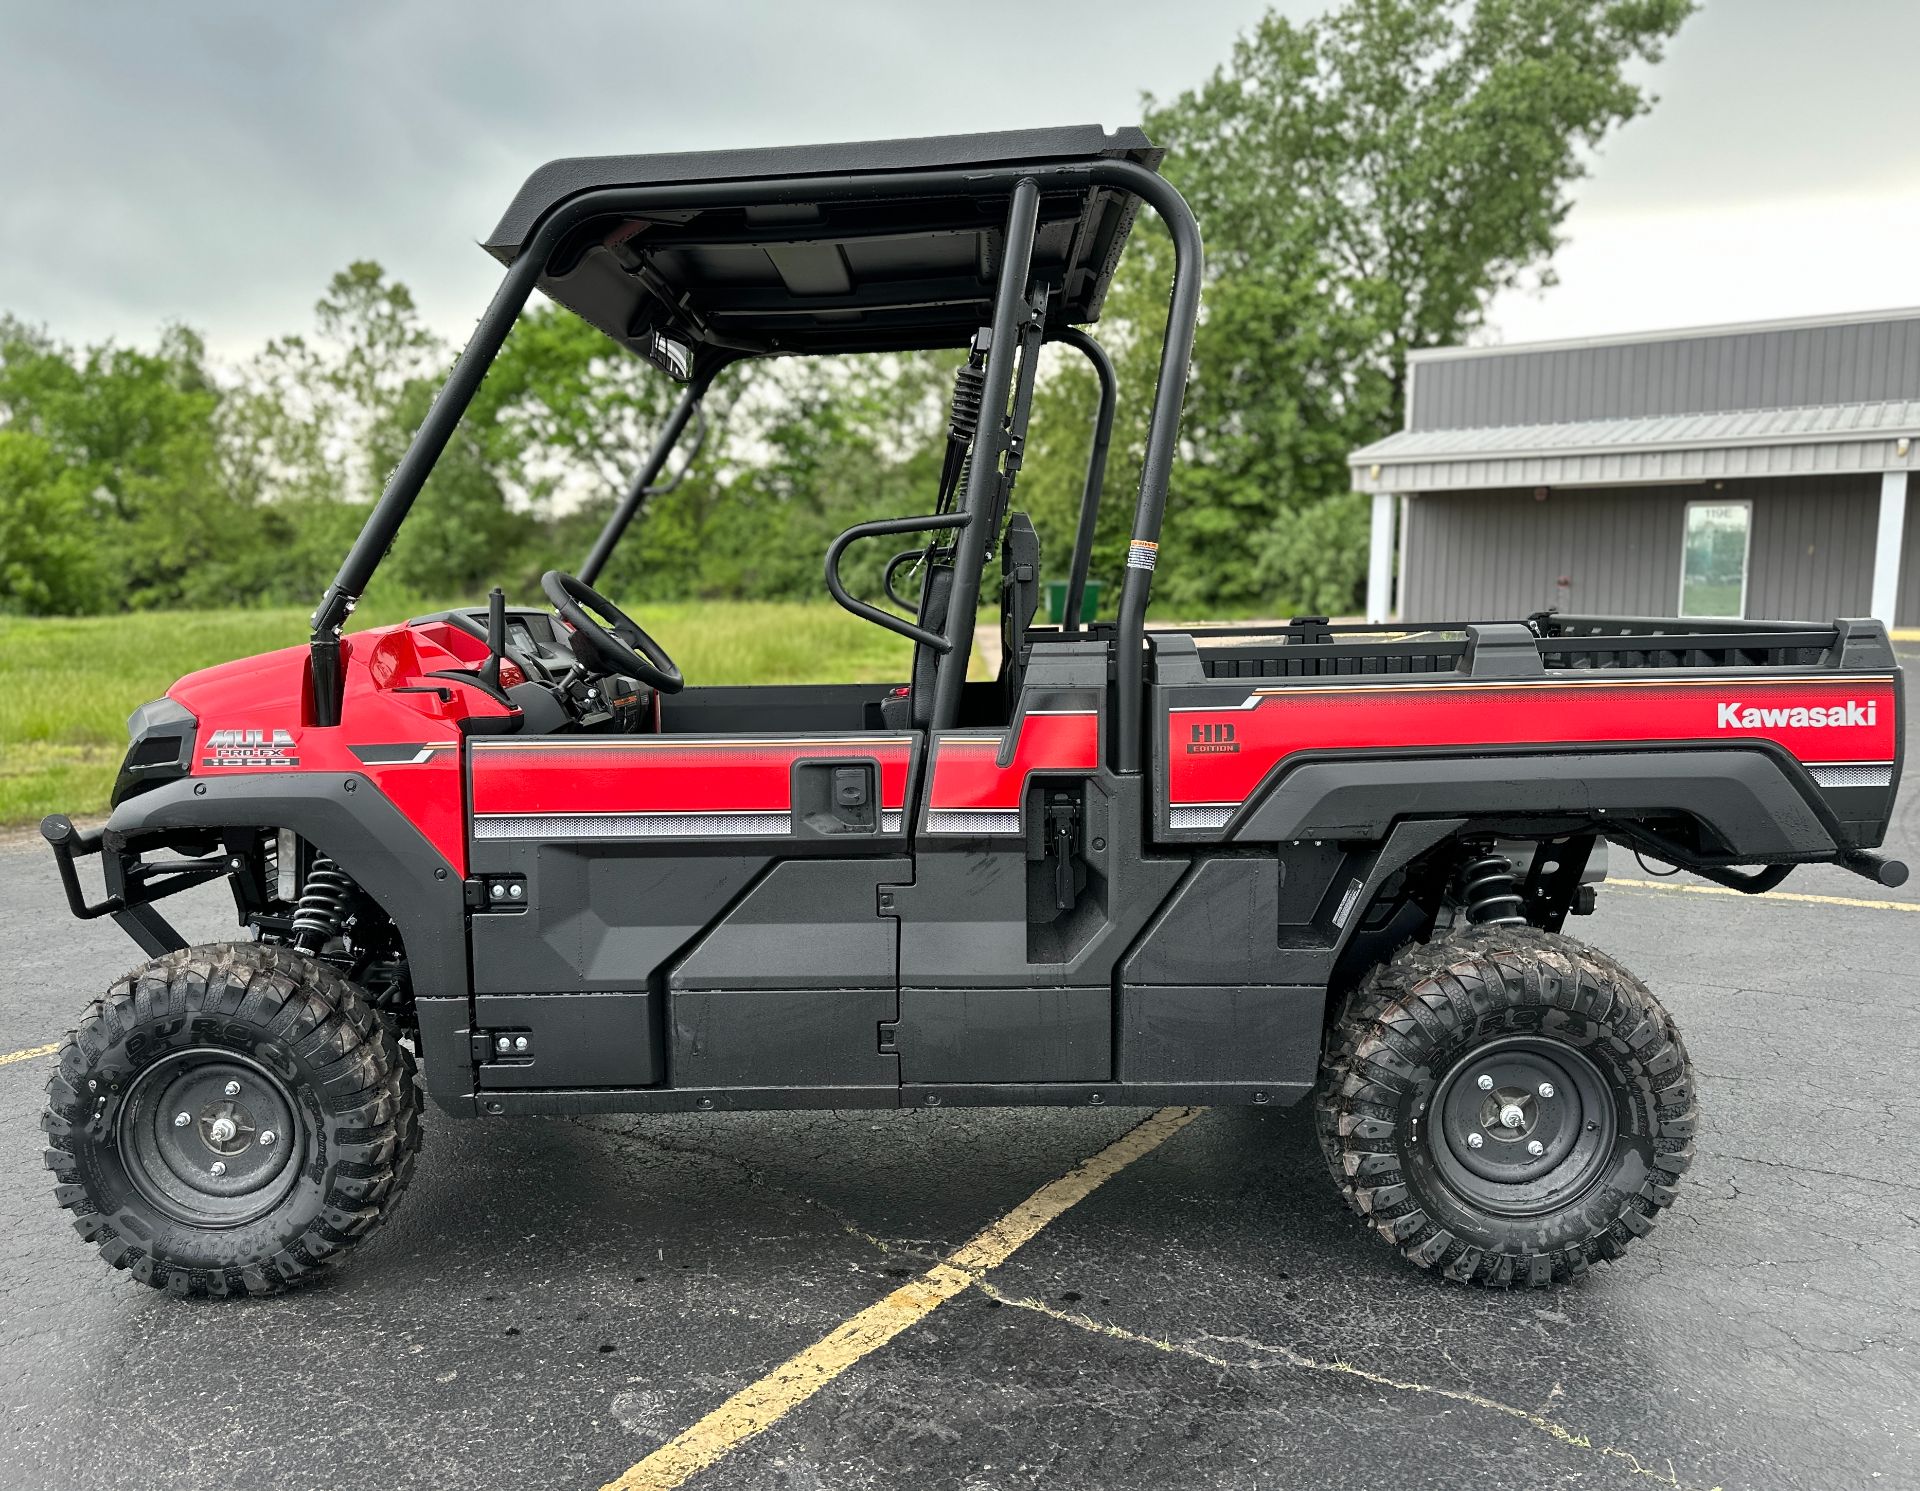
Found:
[879,561,954,731]
[999,512,1042,694]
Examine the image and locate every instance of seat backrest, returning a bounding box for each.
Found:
[880,561,954,730]
[999,512,1042,687]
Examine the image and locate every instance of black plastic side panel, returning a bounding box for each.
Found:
[473,991,662,1089]
[480,1079,1298,1117]
[468,846,771,994]
[1233,748,1838,858]
[670,988,898,1087]
[670,858,908,991]
[1117,985,1321,1087]
[895,987,1110,1083]
[895,774,1187,989]
[1123,857,1290,985]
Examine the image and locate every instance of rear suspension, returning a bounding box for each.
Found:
[1456,850,1527,926]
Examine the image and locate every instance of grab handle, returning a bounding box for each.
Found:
[825,511,972,652]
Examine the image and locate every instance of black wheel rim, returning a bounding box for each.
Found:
[1426,1036,1617,1218]
[117,1050,303,1228]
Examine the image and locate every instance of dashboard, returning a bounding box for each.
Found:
[414,606,579,681]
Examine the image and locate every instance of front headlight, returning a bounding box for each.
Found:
[111,696,199,806]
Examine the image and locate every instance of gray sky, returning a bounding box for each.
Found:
[2,0,1917,361]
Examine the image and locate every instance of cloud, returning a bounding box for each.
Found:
[0,0,1289,356]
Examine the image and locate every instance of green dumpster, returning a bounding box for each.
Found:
[1044,579,1103,624]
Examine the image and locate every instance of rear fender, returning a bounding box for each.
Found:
[1228,746,1843,861]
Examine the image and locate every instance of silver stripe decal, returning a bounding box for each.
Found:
[474,812,791,840]
[1808,765,1893,788]
[1168,806,1235,831]
[925,809,1022,836]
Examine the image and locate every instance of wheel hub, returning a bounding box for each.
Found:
[118,1051,303,1227]
[1427,1037,1616,1216]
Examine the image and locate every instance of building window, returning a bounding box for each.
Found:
[1679,499,1752,618]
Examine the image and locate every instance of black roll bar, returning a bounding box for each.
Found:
[579,371,718,586]
[927,176,1041,732]
[1052,326,1117,637]
[1105,171,1202,773]
[306,160,1201,752]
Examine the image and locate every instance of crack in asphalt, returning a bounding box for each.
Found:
[1705,1149,1920,1194]
[572,1118,904,1259]
[971,1280,1726,1491]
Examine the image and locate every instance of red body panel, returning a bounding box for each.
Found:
[1166,674,1899,808]
[167,624,514,876]
[926,710,1101,814]
[469,736,916,819]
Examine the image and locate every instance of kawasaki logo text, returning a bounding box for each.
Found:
[1716,700,1876,730]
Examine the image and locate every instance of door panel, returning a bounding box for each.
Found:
[464,728,921,1090]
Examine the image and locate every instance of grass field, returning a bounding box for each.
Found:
[0,599,927,827]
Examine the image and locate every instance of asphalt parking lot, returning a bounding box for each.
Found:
[5,738,1918,1490]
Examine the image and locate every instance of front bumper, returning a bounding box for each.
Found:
[40,813,221,958]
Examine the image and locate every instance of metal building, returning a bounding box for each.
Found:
[1348,307,1920,627]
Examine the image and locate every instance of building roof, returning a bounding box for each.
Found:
[480,126,1162,369]
[1351,398,1920,494]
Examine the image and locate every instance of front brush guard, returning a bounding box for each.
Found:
[40,813,223,957]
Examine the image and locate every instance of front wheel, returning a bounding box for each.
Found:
[1317,927,1695,1287]
[42,943,421,1297]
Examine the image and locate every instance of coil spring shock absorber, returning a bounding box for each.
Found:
[1459,850,1528,926]
[291,855,354,953]
[949,359,986,441]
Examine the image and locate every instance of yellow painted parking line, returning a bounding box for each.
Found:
[1607,877,1918,913]
[600,1105,1204,1491]
[0,1042,59,1068]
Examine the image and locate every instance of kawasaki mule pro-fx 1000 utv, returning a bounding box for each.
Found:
[41,127,1906,1296]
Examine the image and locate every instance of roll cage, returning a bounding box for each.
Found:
[307,125,1201,776]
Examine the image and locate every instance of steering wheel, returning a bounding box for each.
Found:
[540,571,684,694]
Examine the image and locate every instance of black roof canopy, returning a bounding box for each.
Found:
[482,125,1162,370]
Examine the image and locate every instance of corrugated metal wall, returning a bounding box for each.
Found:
[1410,315,1920,431]
[1898,489,1920,627]
[1401,475,1878,622]
[1745,477,1876,620]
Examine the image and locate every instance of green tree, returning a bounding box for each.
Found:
[0,317,261,609]
[0,429,99,612]
[1025,0,1694,618]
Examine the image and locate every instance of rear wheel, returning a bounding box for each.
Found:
[42,943,421,1297]
[1316,927,1695,1287]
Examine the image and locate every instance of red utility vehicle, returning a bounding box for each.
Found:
[41,127,1905,1296]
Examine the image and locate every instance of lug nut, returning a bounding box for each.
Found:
[1499,1103,1526,1130]
[224,1080,241,1098]
[1466,1132,1484,1149]
[173,1111,192,1128]
[1476,1074,1494,1091]
[209,1161,227,1177]
[1527,1140,1545,1157]
[259,1130,275,1147]
[1538,1082,1556,1099]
